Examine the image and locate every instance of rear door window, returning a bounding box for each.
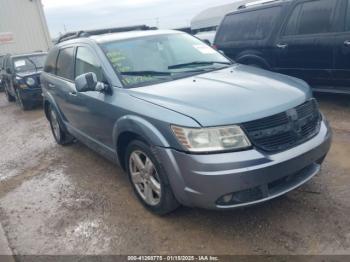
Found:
[216,7,282,42]
[56,47,75,80]
[284,0,338,36]
[75,47,104,82]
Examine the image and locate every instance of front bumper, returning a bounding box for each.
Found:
[19,88,43,103]
[155,121,332,210]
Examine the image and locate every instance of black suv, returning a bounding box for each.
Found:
[1,52,47,110]
[214,0,350,94]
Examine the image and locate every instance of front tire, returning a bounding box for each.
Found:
[16,89,32,110]
[4,87,15,102]
[48,105,74,145]
[125,140,179,215]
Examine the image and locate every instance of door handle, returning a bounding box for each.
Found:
[68,91,77,96]
[344,40,350,47]
[276,43,288,49]
[48,83,55,88]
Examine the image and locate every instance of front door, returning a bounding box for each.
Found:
[274,0,340,89]
[68,45,115,148]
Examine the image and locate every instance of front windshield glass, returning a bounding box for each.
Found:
[101,33,232,87]
[13,54,47,73]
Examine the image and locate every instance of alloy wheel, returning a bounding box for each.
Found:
[129,150,161,206]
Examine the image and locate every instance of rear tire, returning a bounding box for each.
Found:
[125,140,180,215]
[48,105,74,145]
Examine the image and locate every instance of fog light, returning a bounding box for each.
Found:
[222,194,233,203]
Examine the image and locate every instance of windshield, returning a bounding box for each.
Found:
[13,54,47,73]
[101,33,232,87]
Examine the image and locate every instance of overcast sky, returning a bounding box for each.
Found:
[41,0,236,38]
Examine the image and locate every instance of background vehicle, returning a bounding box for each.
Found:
[214,0,350,94]
[41,27,330,215]
[0,54,5,91]
[1,52,47,110]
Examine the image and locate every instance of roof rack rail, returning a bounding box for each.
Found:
[56,25,157,44]
[238,0,285,9]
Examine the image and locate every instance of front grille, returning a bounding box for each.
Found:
[242,99,321,153]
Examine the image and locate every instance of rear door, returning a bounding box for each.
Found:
[275,0,340,88]
[51,47,77,125]
[333,0,350,92]
[214,6,283,63]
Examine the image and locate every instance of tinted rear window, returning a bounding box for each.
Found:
[284,0,337,35]
[56,47,75,80]
[44,48,59,74]
[216,7,281,42]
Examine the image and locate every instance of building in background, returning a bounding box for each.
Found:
[0,0,51,55]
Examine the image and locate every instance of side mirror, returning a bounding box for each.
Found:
[75,72,110,94]
[75,72,99,93]
[6,68,12,74]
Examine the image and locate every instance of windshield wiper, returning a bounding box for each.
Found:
[120,71,172,76]
[168,61,231,69]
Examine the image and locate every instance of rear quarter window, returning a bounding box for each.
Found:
[56,47,75,80]
[283,0,338,36]
[216,6,282,43]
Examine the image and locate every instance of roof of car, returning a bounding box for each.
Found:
[89,29,182,44]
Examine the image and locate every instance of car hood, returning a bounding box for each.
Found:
[129,64,312,127]
[16,70,42,78]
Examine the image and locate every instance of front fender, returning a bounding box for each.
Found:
[113,115,170,148]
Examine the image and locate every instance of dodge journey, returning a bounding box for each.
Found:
[41,27,332,214]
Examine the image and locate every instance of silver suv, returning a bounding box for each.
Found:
[41,27,332,214]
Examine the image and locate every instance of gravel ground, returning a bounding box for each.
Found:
[0,92,349,255]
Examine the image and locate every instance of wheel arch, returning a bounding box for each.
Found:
[43,93,69,133]
[113,115,170,170]
[236,52,271,70]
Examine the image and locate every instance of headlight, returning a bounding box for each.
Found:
[26,77,36,86]
[171,125,251,153]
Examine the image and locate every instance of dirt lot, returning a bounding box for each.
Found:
[0,92,349,255]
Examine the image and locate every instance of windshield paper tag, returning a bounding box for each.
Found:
[14,60,26,68]
[193,44,216,54]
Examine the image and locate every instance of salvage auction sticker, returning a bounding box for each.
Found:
[193,44,216,54]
